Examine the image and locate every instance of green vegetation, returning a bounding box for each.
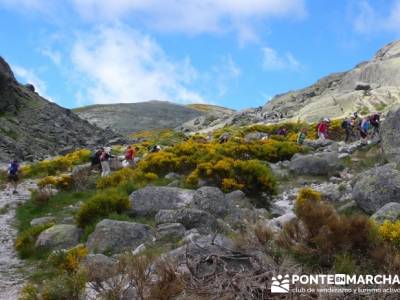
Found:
[76,188,130,228]
[15,223,54,259]
[21,149,91,178]
[16,190,96,232]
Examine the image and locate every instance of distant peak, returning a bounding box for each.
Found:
[0,56,15,80]
[373,40,400,61]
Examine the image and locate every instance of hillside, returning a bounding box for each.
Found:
[262,40,400,122]
[74,101,207,135]
[0,57,118,162]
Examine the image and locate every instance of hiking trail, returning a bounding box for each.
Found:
[0,180,36,300]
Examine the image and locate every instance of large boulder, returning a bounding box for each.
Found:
[371,202,400,224]
[155,208,219,235]
[87,219,154,254]
[352,164,400,214]
[381,106,400,163]
[289,152,344,176]
[35,225,81,250]
[129,186,195,216]
[81,254,117,282]
[192,186,230,218]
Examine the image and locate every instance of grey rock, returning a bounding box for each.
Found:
[289,152,344,176]
[337,200,357,213]
[87,219,154,254]
[244,131,268,142]
[155,208,219,235]
[265,212,296,232]
[192,186,230,218]
[129,186,195,216]
[225,190,248,206]
[81,254,117,281]
[381,105,400,163]
[35,225,81,250]
[30,216,56,227]
[371,202,400,224]
[157,223,186,240]
[165,172,182,180]
[352,164,400,214]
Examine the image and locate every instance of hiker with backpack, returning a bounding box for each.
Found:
[123,145,138,167]
[91,147,103,171]
[297,128,307,145]
[100,147,113,177]
[317,118,329,140]
[360,116,370,140]
[341,118,354,143]
[7,160,20,195]
[370,113,380,138]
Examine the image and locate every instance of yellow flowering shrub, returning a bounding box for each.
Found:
[379,220,400,247]
[22,149,91,178]
[49,245,88,273]
[38,174,72,190]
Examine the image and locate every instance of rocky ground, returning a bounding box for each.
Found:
[0,180,36,299]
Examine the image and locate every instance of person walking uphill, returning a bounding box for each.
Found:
[124,145,137,167]
[297,128,307,145]
[370,113,380,138]
[317,118,329,141]
[100,147,113,177]
[7,159,20,195]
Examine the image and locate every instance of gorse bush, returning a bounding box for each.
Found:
[76,188,131,228]
[379,220,400,247]
[22,149,91,178]
[48,245,88,274]
[38,174,72,191]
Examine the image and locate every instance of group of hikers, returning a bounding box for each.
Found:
[296,112,381,145]
[91,144,161,177]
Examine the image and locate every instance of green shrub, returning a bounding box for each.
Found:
[16,223,54,259]
[76,188,131,228]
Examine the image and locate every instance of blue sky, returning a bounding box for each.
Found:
[0,0,399,110]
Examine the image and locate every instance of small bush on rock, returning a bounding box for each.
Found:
[76,188,131,228]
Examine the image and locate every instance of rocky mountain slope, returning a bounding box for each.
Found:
[74,101,234,135]
[181,40,400,133]
[0,57,118,162]
[262,40,400,123]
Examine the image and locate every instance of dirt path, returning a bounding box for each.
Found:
[0,180,36,300]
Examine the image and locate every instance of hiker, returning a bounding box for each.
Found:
[370,113,380,138]
[360,116,370,140]
[100,147,112,177]
[91,147,103,171]
[276,127,287,136]
[297,128,307,145]
[317,118,329,140]
[123,145,137,167]
[7,159,20,194]
[219,133,230,144]
[341,118,353,143]
[149,145,161,153]
[351,112,362,139]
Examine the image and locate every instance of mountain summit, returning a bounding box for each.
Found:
[0,57,118,162]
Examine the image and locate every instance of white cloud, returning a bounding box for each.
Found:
[12,65,53,101]
[71,25,205,105]
[73,0,306,42]
[262,47,300,71]
[353,0,400,35]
